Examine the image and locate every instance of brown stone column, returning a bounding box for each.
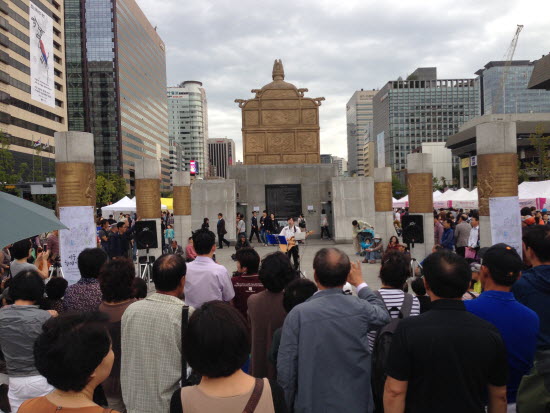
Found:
[406,153,434,260]
[374,167,396,244]
[476,121,520,248]
[55,132,97,284]
[173,172,192,247]
[135,159,162,258]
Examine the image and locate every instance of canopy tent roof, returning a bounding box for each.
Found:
[101,197,168,215]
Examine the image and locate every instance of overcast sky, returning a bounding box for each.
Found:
[136,0,550,161]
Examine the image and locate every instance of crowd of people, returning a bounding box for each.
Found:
[0,202,549,413]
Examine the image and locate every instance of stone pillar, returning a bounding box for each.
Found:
[406,153,434,261]
[55,132,98,284]
[459,164,464,188]
[374,167,396,245]
[135,158,163,259]
[173,171,192,248]
[468,163,473,190]
[476,121,518,247]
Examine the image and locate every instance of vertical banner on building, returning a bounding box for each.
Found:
[59,206,97,285]
[29,2,55,107]
[377,132,385,168]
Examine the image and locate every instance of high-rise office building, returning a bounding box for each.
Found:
[1,0,67,176]
[362,122,375,177]
[207,138,234,178]
[476,60,550,115]
[373,67,480,173]
[320,154,333,164]
[168,81,208,178]
[346,89,377,176]
[65,0,169,190]
[332,156,348,176]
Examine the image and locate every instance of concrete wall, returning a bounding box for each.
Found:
[228,164,338,238]
[331,177,375,243]
[191,179,237,241]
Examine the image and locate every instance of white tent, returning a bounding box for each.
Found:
[101,196,168,215]
[101,196,135,215]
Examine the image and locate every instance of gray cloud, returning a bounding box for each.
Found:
[136,0,550,160]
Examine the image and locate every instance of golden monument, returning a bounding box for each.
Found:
[235,60,325,165]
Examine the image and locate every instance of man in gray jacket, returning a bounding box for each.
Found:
[277,248,390,413]
[454,214,472,258]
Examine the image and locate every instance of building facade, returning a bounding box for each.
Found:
[346,89,377,176]
[208,138,234,178]
[1,0,67,177]
[65,0,169,190]
[332,156,348,176]
[168,81,208,178]
[477,60,550,115]
[320,154,332,164]
[373,67,480,173]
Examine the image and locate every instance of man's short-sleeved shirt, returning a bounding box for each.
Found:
[465,290,539,403]
[386,299,508,413]
[184,256,235,309]
[9,261,38,277]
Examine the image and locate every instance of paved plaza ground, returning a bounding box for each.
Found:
[211,239,382,290]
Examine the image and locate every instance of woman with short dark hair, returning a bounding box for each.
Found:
[367,251,421,350]
[0,270,56,412]
[170,301,287,413]
[98,258,136,412]
[248,252,295,380]
[19,312,118,413]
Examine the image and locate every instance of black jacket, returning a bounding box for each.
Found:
[251,216,258,229]
[217,218,227,234]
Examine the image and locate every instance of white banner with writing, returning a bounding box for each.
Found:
[59,206,97,284]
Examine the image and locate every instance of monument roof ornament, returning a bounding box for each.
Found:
[273,59,284,80]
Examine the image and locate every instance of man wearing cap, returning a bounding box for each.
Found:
[465,244,539,411]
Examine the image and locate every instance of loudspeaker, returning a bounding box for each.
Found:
[135,220,158,249]
[402,215,424,244]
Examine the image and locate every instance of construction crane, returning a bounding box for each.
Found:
[492,24,524,114]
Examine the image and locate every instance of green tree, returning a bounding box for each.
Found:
[392,173,408,198]
[524,124,550,181]
[95,173,127,206]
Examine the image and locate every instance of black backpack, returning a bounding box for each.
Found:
[371,291,414,413]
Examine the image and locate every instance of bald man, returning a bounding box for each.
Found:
[277,248,390,412]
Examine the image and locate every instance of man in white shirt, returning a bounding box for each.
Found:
[184,230,235,309]
[280,217,301,270]
[467,214,480,259]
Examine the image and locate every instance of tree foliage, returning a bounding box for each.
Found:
[524,124,550,181]
[392,173,408,198]
[96,173,127,206]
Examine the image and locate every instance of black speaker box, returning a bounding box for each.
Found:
[402,215,424,244]
[135,220,158,249]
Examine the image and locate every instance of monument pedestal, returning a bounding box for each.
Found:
[173,172,192,248]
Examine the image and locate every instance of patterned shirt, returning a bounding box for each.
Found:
[62,278,102,313]
[121,293,193,413]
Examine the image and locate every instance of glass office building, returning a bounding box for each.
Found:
[373,68,480,172]
[346,89,377,176]
[476,61,550,115]
[65,0,169,191]
[167,81,209,178]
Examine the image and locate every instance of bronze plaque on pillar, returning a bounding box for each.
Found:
[477,153,518,216]
[374,182,393,212]
[408,173,433,213]
[136,179,161,219]
[173,186,191,216]
[56,163,96,207]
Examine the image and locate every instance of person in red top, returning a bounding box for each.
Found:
[231,248,264,319]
